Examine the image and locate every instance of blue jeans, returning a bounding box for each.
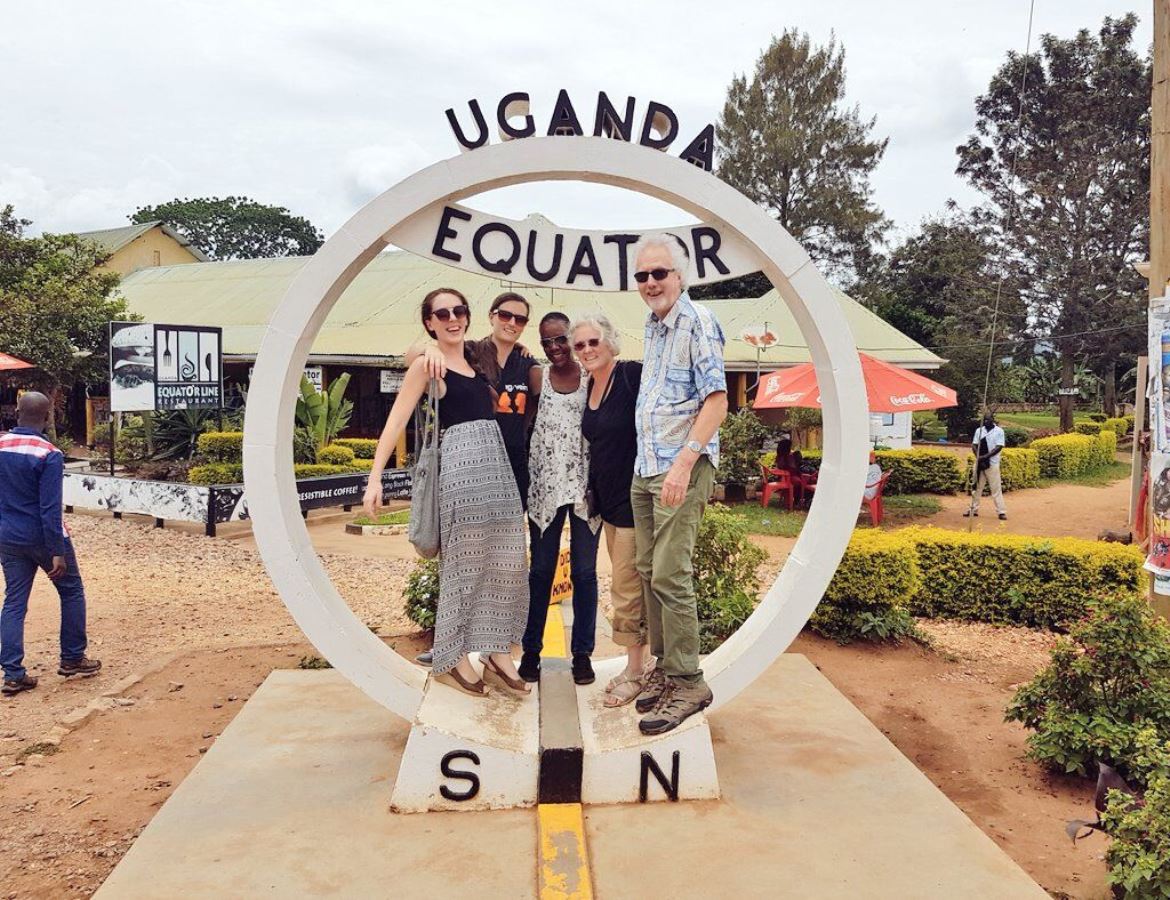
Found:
[0,540,88,681]
[523,505,599,657]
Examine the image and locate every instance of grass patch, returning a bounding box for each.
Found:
[351,509,410,526]
[1038,460,1130,488]
[297,655,332,669]
[997,411,1062,432]
[722,493,941,536]
[16,741,60,763]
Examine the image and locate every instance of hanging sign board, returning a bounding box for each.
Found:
[154,324,223,411]
[108,322,156,412]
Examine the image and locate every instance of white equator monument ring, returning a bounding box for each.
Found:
[243,136,868,727]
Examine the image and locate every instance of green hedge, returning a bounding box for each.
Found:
[318,444,357,466]
[187,463,362,484]
[1031,432,1117,478]
[333,438,378,459]
[963,447,1040,492]
[196,431,244,463]
[1103,417,1129,439]
[1073,421,1102,436]
[817,527,1144,632]
[760,448,963,495]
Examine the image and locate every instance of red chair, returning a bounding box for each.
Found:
[760,464,794,510]
[864,471,891,525]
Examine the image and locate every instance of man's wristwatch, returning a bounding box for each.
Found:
[685,440,704,454]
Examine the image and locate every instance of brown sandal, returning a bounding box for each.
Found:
[434,668,489,698]
[604,671,644,708]
[482,655,532,696]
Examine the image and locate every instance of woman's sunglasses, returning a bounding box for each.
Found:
[430,305,469,322]
[572,337,602,352]
[540,335,569,349]
[492,309,530,326]
[633,267,675,284]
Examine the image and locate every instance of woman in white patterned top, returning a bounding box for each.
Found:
[519,312,601,687]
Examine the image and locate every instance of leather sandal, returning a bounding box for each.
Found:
[434,668,489,698]
[604,671,644,708]
[482,655,532,696]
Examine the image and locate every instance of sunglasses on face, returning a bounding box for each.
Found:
[572,337,602,352]
[430,305,469,322]
[492,309,529,326]
[633,267,675,284]
[539,335,569,349]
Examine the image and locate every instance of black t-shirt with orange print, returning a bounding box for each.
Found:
[467,339,535,507]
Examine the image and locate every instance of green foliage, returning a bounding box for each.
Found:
[1074,421,1103,436]
[871,449,964,494]
[963,448,1040,492]
[196,431,244,463]
[317,443,356,466]
[351,509,410,526]
[1101,730,1170,897]
[1006,594,1170,778]
[713,28,887,285]
[132,196,323,261]
[1103,417,1130,439]
[148,408,219,460]
[1002,425,1029,447]
[187,462,357,484]
[404,557,440,630]
[716,409,771,485]
[0,205,128,394]
[295,373,353,459]
[693,506,767,652]
[333,438,378,459]
[812,530,922,643]
[297,655,332,670]
[1031,432,1116,478]
[1087,412,1108,423]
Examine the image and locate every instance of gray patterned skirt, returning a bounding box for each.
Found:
[432,419,529,675]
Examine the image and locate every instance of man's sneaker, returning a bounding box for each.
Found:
[2,675,38,696]
[998,513,1008,520]
[634,666,667,713]
[58,657,101,678]
[571,654,595,685]
[518,650,541,683]
[639,679,714,736]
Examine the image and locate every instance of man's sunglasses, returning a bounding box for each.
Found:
[540,335,569,349]
[492,309,530,325]
[633,267,675,284]
[430,305,469,322]
[572,337,602,352]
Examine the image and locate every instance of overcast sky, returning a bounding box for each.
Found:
[0,1,1152,249]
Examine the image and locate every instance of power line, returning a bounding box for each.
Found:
[981,0,1037,410]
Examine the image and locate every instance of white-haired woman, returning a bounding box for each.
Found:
[571,312,649,706]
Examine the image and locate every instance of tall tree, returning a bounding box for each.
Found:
[703,28,888,297]
[856,207,1026,437]
[131,196,324,261]
[0,204,131,428]
[956,15,1150,426]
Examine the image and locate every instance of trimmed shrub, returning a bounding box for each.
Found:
[1032,433,1096,477]
[694,506,766,652]
[1103,417,1129,439]
[1073,421,1103,436]
[187,463,357,484]
[813,530,921,643]
[347,458,374,472]
[717,409,771,485]
[1006,593,1170,777]
[292,464,355,479]
[318,443,357,466]
[334,438,378,459]
[758,448,962,494]
[963,447,1040,492]
[1124,413,1135,433]
[1002,425,1029,447]
[196,431,244,463]
[1087,412,1108,423]
[1090,427,1117,468]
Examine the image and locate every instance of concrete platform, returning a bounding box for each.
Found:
[96,656,1047,899]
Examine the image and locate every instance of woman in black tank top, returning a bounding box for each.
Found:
[362,289,530,699]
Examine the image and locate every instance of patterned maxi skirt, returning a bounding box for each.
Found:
[431,419,529,675]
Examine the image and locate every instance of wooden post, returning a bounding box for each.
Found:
[1150,0,1170,618]
[1130,355,1148,526]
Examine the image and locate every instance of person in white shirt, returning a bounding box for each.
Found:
[863,451,883,501]
[964,412,1007,519]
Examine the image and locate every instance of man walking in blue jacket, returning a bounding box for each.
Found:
[1,391,100,696]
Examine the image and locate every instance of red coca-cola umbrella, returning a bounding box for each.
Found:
[0,353,34,371]
[753,353,956,412]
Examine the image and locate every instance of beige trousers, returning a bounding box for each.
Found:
[972,466,1006,514]
[604,522,646,647]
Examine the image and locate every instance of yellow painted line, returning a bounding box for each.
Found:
[543,602,567,658]
[538,802,593,900]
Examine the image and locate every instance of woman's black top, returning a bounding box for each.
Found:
[581,361,642,528]
[438,369,494,429]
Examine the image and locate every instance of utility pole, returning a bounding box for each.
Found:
[1150,0,1170,619]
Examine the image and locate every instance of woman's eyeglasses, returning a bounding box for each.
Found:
[492,309,530,326]
[539,335,569,349]
[633,267,675,284]
[572,337,602,352]
[430,305,469,322]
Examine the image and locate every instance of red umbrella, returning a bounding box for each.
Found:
[754,353,957,413]
[0,353,34,371]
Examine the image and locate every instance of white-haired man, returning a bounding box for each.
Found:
[629,233,728,735]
